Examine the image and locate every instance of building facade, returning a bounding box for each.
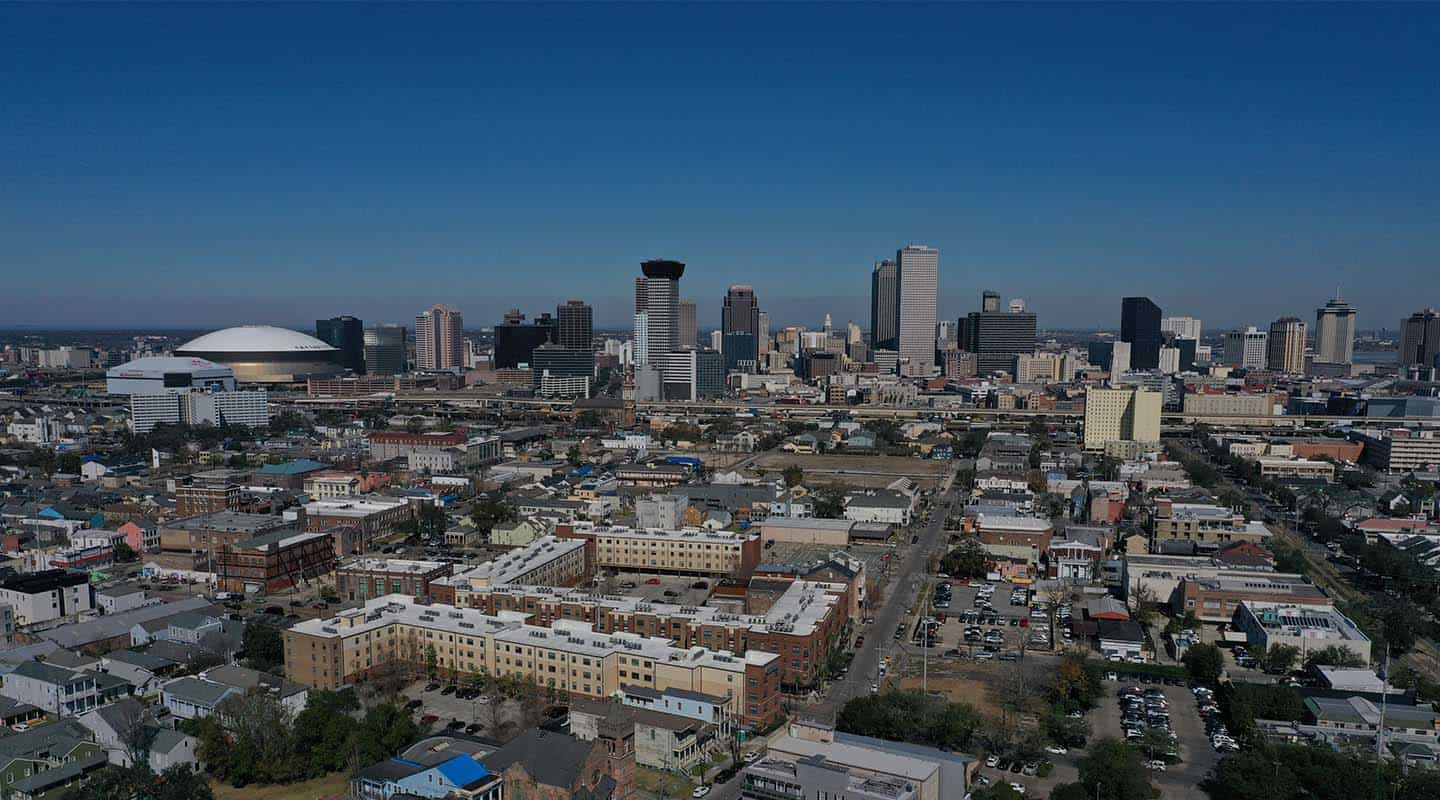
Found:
[415,304,464,371]
[896,245,939,376]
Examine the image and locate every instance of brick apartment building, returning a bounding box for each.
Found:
[335,558,453,603]
[175,484,241,517]
[215,530,337,594]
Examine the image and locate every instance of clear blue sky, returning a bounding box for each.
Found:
[2,3,1436,332]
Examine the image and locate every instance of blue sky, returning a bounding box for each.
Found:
[2,3,1436,332]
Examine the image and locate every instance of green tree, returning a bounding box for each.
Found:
[470,497,516,533]
[111,541,139,563]
[940,539,989,579]
[424,643,438,678]
[970,783,1025,800]
[66,764,214,800]
[1077,738,1155,800]
[1181,642,1224,685]
[1260,644,1300,675]
[242,622,285,673]
[812,487,846,519]
[1304,645,1364,669]
[782,464,804,488]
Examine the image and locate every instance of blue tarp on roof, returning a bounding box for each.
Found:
[436,755,490,788]
[570,465,594,476]
[663,456,703,468]
[255,459,330,475]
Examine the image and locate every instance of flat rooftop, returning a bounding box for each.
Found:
[339,557,450,575]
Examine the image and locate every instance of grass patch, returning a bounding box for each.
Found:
[636,766,696,795]
[210,772,351,800]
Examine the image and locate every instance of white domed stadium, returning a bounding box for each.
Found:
[175,325,342,384]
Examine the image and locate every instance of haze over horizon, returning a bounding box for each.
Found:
[3,4,1437,331]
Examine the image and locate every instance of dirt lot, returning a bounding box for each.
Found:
[894,669,1004,717]
[750,452,952,489]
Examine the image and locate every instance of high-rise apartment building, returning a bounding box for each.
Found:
[757,310,771,355]
[1314,295,1356,365]
[632,312,650,367]
[1084,387,1162,452]
[869,259,899,351]
[556,300,593,351]
[1399,308,1440,368]
[414,305,464,371]
[722,285,760,373]
[1223,327,1269,369]
[896,245,939,375]
[1266,317,1306,373]
[363,324,407,376]
[1121,297,1163,370]
[1160,316,1202,342]
[962,291,1037,376]
[315,316,365,374]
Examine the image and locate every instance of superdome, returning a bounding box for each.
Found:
[176,325,342,384]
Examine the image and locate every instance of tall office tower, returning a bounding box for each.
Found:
[1084,387,1162,451]
[1158,347,1180,375]
[632,312,650,366]
[964,291,1038,375]
[1400,308,1440,368]
[414,304,463,370]
[1120,297,1163,370]
[363,324,407,376]
[869,259,899,350]
[1161,316,1203,341]
[1110,341,1132,377]
[634,277,649,315]
[1223,327,1269,369]
[1267,317,1307,373]
[315,316,365,374]
[757,310,771,355]
[847,321,863,346]
[896,244,939,376]
[556,300,593,350]
[494,310,557,369]
[823,313,833,334]
[710,330,724,351]
[936,320,958,350]
[677,301,698,349]
[722,285,760,373]
[639,260,683,362]
[1314,294,1357,364]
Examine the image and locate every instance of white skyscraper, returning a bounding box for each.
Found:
[1224,327,1269,369]
[1315,294,1356,364]
[632,312,650,366]
[896,244,939,376]
[1161,316,1203,341]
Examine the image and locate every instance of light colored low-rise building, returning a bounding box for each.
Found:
[1256,457,1335,481]
[559,523,761,577]
[760,517,855,547]
[1151,498,1270,550]
[1232,600,1372,666]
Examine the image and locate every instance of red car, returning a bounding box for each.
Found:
[645,578,662,585]
[420,714,439,726]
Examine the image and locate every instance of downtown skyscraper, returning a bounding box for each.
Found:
[1120,297,1163,371]
[869,259,899,351]
[556,299,593,350]
[315,315,365,374]
[415,304,464,370]
[722,284,760,373]
[363,323,407,376]
[896,245,939,375]
[1314,294,1356,365]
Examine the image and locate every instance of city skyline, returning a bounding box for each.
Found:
[2,4,1437,330]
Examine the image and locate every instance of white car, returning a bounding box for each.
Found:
[870,683,879,693]
[742,751,761,763]
[1146,760,1167,771]
[986,755,1001,768]
[1009,782,1027,795]
[1045,745,1068,755]
[692,787,711,798]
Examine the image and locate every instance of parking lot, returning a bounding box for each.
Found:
[399,679,541,740]
[914,580,1070,660]
[1091,678,1216,799]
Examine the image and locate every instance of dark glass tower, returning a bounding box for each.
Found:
[315,316,365,373]
[1120,297,1163,370]
[870,259,899,350]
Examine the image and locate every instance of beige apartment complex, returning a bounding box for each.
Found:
[1083,387,1161,451]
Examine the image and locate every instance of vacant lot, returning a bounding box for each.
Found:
[894,663,1006,717]
[211,772,350,800]
[751,452,951,488]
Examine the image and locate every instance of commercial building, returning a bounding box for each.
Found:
[214,530,336,594]
[962,292,1037,376]
[869,260,899,351]
[1183,392,1273,417]
[363,323,408,376]
[314,316,366,374]
[896,245,939,376]
[678,300,698,349]
[415,304,465,371]
[1348,427,1440,472]
[105,356,235,396]
[1084,387,1161,451]
[1255,457,1335,481]
[1151,499,1270,549]
[760,518,855,547]
[336,558,453,603]
[282,594,784,727]
[301,498,414,548]
[1232,601,1372,666]
[1223,327,1269,370]
[1161,316,1202,341]
[128,388,269,433]
[159,511,296,563]
[433,535,589,599]
[741,755,920,800]
[557,524,760,578]
[176,484,240,517]
[1121,297,1163,370]
[764,720,972,800]
[1314,295,1356,365]
[0,570,95,626]
[1172,575,1328,623]
[1399,308,1440,368]
[556,299,593,350]
[722,285,761,372]
[493,309,557,369]
[175,325,341,384]
[1015,353,1061,384]
[1267,316,1307,373]
[638,258,683,364]
[366,430,469,461]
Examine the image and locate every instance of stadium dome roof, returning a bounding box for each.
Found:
[177,325,337,354]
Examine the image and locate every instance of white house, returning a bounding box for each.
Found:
[843,490,914,526]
